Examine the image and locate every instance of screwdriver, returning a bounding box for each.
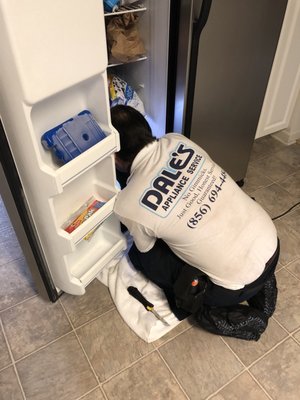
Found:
[127,286,169,326]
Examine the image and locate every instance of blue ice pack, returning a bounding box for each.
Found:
[41,110,106,164]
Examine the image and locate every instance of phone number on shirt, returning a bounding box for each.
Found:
[187,171,227,229]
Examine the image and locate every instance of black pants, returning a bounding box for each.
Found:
[128,239,279,340]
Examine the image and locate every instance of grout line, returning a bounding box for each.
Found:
[205,370,249,400]
[247,370,274,400]
[153,323,193,349]
[156,349,190,400]
[247,336,290,370]
[283,265,300,283]
[0,317,26,400]
[0,293,38,315]
[101,347,158,385]
[70,306,116,332]
[11,331,73,363]
[219,336,247,367]
[59,300,102,388]
[74,386,102,400]
[217,335,276,400]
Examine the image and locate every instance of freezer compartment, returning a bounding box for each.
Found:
[29,73,119,189]
[105,0,170,137]
[67,215,126,286]
[51,155,118,249]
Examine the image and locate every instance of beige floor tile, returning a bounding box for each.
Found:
[0,326,11,370]
[0,257,37,311]
[273,269,300,332]
[274,220,300,266]
[159,327,244,400]
[16,333,97,400]
[153,317,194,348]
[249,136,285,162]
[77,309,153,382]
[0,366,23,400]
[293,329,300,343]
[103,352,187,400]
[243,165,273,194]
[281,207,300,235]
[223,318,287,366]
[0,197,12,232]
[209,372,269,400]
[278,171,300,198]
[81,388,105,400]
[250,153,296,182]
[2,295,72,360]
[275,144,300,170]
[251,184,296,219]
[286,258,300,280]
[0,227,23,267]
[250,338,300,400]
[60,279,115,328]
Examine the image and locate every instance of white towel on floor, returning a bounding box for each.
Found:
[96,242,181,343]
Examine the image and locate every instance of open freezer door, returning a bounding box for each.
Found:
[0,0,126,296]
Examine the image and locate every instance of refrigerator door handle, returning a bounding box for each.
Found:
[184,0,212,136]
[193,0,212,41]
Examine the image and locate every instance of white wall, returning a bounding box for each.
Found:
[273,87,300,144]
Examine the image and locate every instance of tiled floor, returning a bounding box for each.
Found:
[1,135,300,400]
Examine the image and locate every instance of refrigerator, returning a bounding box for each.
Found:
[169,0,288,183]
[0,0,287,301]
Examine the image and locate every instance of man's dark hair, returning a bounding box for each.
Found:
[110,105,155,164]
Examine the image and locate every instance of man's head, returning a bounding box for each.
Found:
[110,105,155,172]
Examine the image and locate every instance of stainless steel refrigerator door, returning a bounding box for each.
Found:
[175,0,287,181]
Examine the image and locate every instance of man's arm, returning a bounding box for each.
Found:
[115,213,156,253]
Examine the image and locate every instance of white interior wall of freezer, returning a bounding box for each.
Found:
[0,0,126,295]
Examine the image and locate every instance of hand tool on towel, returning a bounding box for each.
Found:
[127,286,170,325]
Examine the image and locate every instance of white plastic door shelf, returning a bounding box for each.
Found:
[0,0,126,295]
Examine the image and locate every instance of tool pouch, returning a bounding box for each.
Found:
[174,264,208,314]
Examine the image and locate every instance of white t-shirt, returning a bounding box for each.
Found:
[114,133,278,290]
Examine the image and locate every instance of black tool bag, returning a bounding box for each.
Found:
[173,264,208,314]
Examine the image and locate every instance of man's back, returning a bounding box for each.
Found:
[114,133,277,290]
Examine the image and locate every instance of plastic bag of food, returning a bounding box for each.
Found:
[108,74,145,115]
[106,12,145,63]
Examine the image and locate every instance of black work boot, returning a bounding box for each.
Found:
[194,303,268,341]
[247,274,278,318]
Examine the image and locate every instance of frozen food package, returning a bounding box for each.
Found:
[63,196,106,234]
[108,74,145,115]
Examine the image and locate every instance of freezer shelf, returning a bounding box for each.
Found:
[59,196,116,247]
[29,73,118,193]
[51,155,118,250]
[67,215,126,285]
[104,3,146,17]
[55,130,118,189]
[108,56,147,68]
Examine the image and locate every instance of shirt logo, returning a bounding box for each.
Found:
[140,143,204,217]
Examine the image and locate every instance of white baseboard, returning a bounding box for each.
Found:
[272,129,300,145]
